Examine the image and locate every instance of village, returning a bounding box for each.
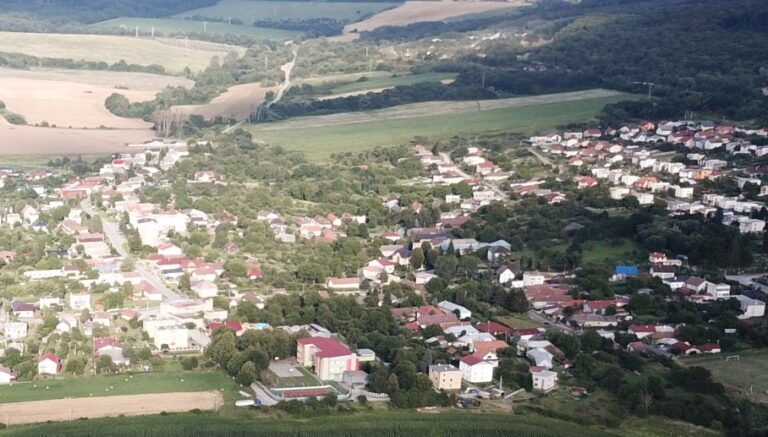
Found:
[0,118,765,411]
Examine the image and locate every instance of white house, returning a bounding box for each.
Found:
[523,271,546,287]
[497,266,515,285]
[67,293,91,310]
[37,353,61,375]
[526,348,553,369]
[3,322,27,340]
[734,295,766,319]
[438,301,471,320]
[0,366,14,385]
[531,369,558,393]
[459,355,494,383]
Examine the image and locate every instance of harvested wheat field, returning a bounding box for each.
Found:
[0,68,191,129]
[175,81,276,121]
[0,32,243,73]
[0,121,155,155]
[0,391,222,425]
[333,0,524,41]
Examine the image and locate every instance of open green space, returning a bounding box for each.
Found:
[551,238,641,264]
[175,0,399,23]
[3,410,619,437]
[495,313,542,329]
[0,371,237,404]
[92,17,298,40]
[330,72,457,94]
[248,90,635,160]
[685,349,768,401]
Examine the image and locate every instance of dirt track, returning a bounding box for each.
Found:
[0,391,222,426]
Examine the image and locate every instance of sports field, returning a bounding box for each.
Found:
[93,17,298,40]
[248,89,634,160]
[175,0,399,23]
[0,371,236,404]
[685,349,768,403]
[0,32,243,73]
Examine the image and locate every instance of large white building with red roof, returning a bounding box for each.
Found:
[296,337,358,382]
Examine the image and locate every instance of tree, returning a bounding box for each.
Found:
[181,356,199,370]
[65,357,86,375]
[503,289,529,312]
[236,361,257,386]
[322,391,338,408]
[410,248,425,270]
[96,355,116,374]
[179,273,191,291]
[225,259,247,279]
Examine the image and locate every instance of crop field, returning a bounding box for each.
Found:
[248,89,634,160]
[92,17,298,40]
[685,349,768,403]
[175,0,399,24]
[0,123,155,156]
[0,68,191,129]
[175,81,276,121]
[0,371,236,404]
[0,391,223,426]
[0,32,243,73]
[3,410,619,437]
[335,0,526,41]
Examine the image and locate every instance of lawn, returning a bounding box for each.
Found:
[272,367,323,388]
[175,0,399,24]
[496,313,543,329]
[329,72,457,94]
[685,349,768,402]
[0,32,242,73]
[92,17,298,40]
[247,90,635,160]
[3,409,621,437]
[555,239,641,264]
[0,371,238,404]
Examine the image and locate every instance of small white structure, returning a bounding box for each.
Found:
[67,292,92,311]
[522,271,546,287]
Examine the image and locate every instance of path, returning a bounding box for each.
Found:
[81,199,183,301]
[265,49,298,108]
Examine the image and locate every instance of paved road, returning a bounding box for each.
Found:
[527,310,577,334]
[81,200,183,301]
[438,152,509,201]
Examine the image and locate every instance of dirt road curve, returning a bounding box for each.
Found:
[0,391,222,426]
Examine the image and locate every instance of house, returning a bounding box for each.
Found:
[428,364,463,391]
[613,265,638,280]
[523,271,546,287]
[526,348,554,369]
[92,311,111,327]
[10,301,34,318]
[94,337,130,366]
[192,281,218,299]
[437,301,471,320]
[734,295,766,319]
[37,353,61,375]
[459,355,494,383]
[247,265,263,280]
[153,326,189,350]
[497,266,515,284]
[157,243,183,257]
[0,366,14,385]
[531,368,558,393]
[3,321,27,340]
[194,171,216,183]
[296,337,358,382]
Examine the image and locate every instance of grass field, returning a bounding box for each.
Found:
[329,72,456,94]
[495,313,543,329]
[551,239,641,264]
[0,32,242,73]
[4,410,620,437]
[248,89,635,160]
[93,17,298,40]
[175,0,399,23]
[0,371,238,404]
[685,349,768,403]
[273,367,323,389]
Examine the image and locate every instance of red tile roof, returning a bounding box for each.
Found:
[297,337,353,358]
